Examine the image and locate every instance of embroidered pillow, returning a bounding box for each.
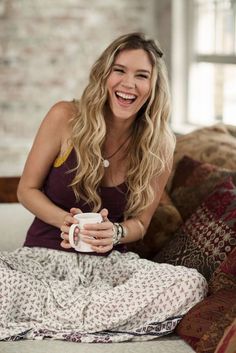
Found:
[209,247,236,294]
[170,155,236,221]
[154,178,236,281]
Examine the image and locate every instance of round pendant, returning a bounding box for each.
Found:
[103,159,110,168]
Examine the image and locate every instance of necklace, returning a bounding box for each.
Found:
[102,134,131,168]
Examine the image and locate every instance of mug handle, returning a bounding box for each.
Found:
[68,224,80,248]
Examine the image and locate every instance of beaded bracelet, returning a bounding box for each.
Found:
[112,222,128,245]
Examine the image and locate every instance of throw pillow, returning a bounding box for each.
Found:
[209,247,236,294]
[127,191,183,259]
[170,155,236,220]
[154,178,236,281]
[214,317,236,353]
[176,289,236,353]
[167,123,236,190]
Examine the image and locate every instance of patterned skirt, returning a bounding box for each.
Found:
[0,247,207,343]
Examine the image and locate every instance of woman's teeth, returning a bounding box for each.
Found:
[115,91,136,103]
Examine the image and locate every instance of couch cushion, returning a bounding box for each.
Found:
[168,123,236,190]
[154,178,236,281]
[127,192,183,259]
[0,203,34,251]
[209,247,236,294]
[0,334,195,353]
[170,155,236,221]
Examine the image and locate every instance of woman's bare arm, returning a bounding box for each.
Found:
[17,101,76,228]
[120,157,173,244]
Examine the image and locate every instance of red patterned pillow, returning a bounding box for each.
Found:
[170,155,236,221]
[209,247,236,294]
[154,178,236,281]
[176,289,236,353]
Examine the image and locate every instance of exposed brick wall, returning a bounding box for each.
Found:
[0,0,170,176]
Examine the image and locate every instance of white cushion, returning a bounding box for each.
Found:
[0,203,34,251]
[0,335,195,353]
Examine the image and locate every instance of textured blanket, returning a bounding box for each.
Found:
[0,248,207,343]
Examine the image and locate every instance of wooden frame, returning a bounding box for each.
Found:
[0,177,20,203]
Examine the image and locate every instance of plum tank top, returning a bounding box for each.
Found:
[24,146,128,255]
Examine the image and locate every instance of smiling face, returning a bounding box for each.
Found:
[106,49,153,122]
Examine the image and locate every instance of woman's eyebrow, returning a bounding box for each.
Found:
[113,64,151,74]
[136,69,151,75]
[113,64,125,68]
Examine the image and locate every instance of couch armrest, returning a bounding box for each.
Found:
[0,203,34,251]
[0,177,20,203]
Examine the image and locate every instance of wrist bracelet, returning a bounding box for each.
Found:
[112,222,128,245]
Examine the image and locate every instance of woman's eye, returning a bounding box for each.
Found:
[113,68,124,73]
[137,74,148,79]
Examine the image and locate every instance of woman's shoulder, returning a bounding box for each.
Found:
[47,100,78,120]
[41,100,79,132]
[36,100,78,145]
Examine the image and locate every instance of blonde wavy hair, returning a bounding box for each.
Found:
[70,32,175,219]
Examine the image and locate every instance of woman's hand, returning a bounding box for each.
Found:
[60,208,82,249]
[80,208,114,253]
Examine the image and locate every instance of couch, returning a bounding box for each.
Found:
[0,123,236,353]
[128,123,236,353]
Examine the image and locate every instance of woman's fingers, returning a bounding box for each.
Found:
[100,208,109,221]
[70,208,82,216]
[83,222,113,233]
[60,213,79,233]
[91,244,113,253]
[81,234,112,245]
[60,238,72,249]
[81,228,113,240]
[79,210,114,251]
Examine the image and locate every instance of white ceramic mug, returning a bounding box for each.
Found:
[68,212,103,252]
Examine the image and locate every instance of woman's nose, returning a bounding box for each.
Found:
[121,75,135,89]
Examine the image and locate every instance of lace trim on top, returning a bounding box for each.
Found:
[54,99,78,168]
[53,145,73,168]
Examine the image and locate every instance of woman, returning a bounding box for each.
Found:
[1,33,207,343]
